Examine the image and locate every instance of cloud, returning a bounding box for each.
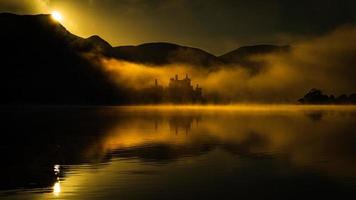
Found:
[265,25,356,98]
[97,25,356,103]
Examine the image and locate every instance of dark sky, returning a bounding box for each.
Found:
[1,0,356,54]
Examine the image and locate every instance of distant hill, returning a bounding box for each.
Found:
[80,35,113,53]
[112,42,222,66]
[0,13,123,105]
[111,44,290,67]
[219,45,290,74]
[219,44,290,63]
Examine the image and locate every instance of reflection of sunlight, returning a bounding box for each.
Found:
[53,164,61,196]
[40,106,356,198]
[103,126,190,151]
[54,164,60,175]
[53,181,61,196]
[90,105,356,179]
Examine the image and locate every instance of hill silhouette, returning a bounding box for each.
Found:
[112,42,222,66]
[0,13,292,105]
[219,45,290,74]
[219,45,290,63]
[112,44,290,67]
[0,13,124,105]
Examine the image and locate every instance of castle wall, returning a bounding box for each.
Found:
[140,75,204,103]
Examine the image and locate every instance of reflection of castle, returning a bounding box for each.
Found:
[145,74,204,103]
[153,115,201,135]
[169,115,198,135]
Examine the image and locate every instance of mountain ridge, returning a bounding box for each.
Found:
[0,13,288,66]
[0,13,124,104]
[0,13,290,104]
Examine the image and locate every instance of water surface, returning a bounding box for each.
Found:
[1,105,356,199]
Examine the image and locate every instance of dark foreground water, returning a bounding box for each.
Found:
[0,105,355,199]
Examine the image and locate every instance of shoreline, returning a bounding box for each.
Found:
[1,104,356,112]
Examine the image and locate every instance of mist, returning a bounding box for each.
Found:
[96,25,356,103]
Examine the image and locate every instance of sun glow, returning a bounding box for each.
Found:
[51,11,63,22]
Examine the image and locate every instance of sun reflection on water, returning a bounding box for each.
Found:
[53,181,61,196]
[53,164,61,196]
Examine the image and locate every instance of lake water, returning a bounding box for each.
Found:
[0,105,356,199]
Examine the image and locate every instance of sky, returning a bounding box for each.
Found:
[1,0,356,54]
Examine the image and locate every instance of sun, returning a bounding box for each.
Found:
[51,11,63,22]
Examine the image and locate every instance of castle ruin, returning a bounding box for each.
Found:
[144,74,203,103]
[166,74,203,103]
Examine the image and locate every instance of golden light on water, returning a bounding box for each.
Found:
[116,104,356,112]
[53,181,61,196]
[51,11,63,22]
[36,105,356,198]
[53,164,61,196]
